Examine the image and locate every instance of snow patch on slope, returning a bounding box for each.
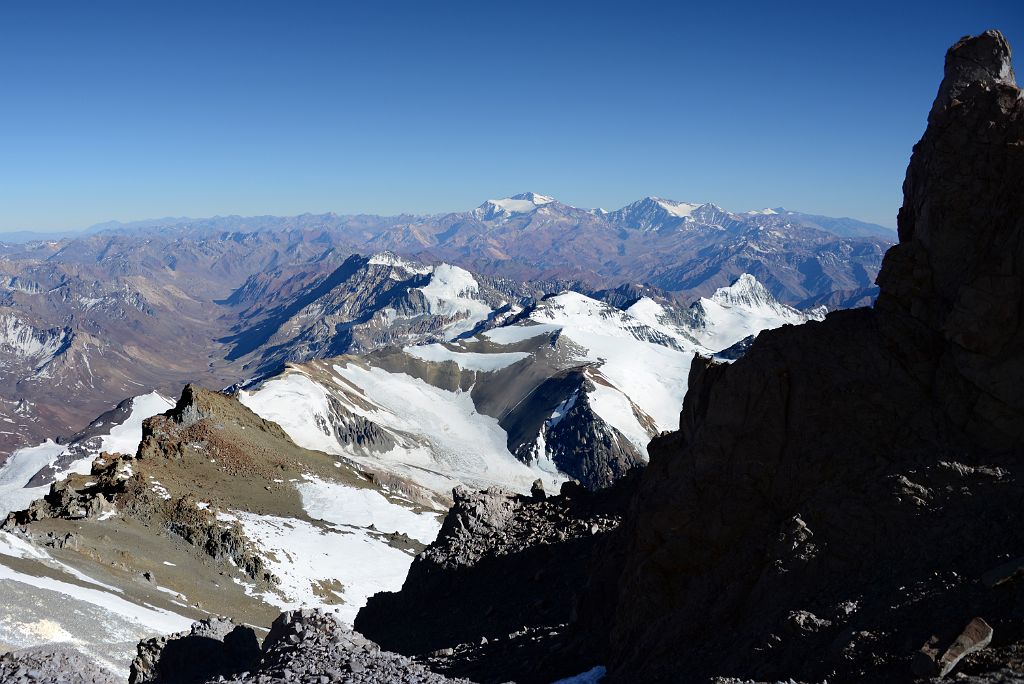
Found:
[0,314,68,367]
[241,364,555,494]
[226,510,425,626]
[587,383,651,454]
[479,192,555,216]
[98,393,174,456]
[367,252,432,275]
[526,292,694,431]
[417,264,493,339]
[0,440,66,514]
[480,323,562,345]
[331,363,548,489]
[0,531,194,638]
[655,198,701,218]
[404,343,529,371]
[298,475,440,545]
[239,373,340,455]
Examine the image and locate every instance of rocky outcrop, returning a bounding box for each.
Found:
[232,609,472,683]
[130,617,261,684]
[144,609,470,684]
[356,479,634,682]
[505,370,646,490]
[575,29,1024,682]
[2,448,275,585]
[540,381,646,489]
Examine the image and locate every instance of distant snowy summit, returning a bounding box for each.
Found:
[469,191,893,238]
[475,191,557,219]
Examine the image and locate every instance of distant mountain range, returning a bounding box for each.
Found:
[2,192,893,305]
[0,193,889,458]
[3,195,894,244]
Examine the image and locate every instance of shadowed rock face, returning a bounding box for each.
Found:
[356,479,635,683]
[877,28,1023,449]
[130,618,261,684]
[585,30,1024,682]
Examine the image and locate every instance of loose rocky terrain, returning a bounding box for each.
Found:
[1,610,473,684]
[0,643,120,684]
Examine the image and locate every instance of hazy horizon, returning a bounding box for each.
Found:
[1,0,1019,232]
[3,192,901,238]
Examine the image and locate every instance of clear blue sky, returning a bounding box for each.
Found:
[0,1,1020,231]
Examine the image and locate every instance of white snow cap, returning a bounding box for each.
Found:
[650,197,701,218]
[367,251,431,274]
[479,192,555,215]
[710,273,776,308]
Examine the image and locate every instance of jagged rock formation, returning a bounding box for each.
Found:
[2,447,273,586]
[237,609,472,683]
[356,478,635,682]
[574,29,1024,682]
[532,376,646,487]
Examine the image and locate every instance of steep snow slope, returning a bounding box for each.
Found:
[239,274,826,492]
[239,364,550,494]
[415,263,494,339]
[511,291,696,432]
[627,274,826,354]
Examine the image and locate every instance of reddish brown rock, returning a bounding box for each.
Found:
[913,617,995,678]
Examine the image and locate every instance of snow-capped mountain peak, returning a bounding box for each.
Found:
[476,192,556,218]
[366,251,432,275]
[691,274,826,352]
[652,197,702,218]
[709,273,777,309]
[608,196,714,231]
[510,191,555,204]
